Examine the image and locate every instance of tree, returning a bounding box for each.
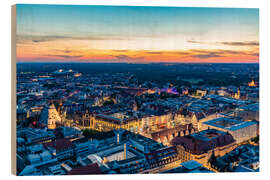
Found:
[82,129,99,138]
[208,151,217,167]
[103,99,114,106]
[251,136,259,144]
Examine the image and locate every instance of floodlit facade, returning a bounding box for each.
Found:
[202,117,258,143]
[171,129,237,166]
[81,112,176,133]
[40,104,62,129]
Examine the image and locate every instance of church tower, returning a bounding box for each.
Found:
[248,80,256,87]
[40,103,62,129]
[234,88,240,99]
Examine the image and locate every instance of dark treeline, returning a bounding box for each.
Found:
[17,62,259,87]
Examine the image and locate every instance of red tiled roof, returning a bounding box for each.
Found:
[171,130,235,155]
[151,124,193,141]
[43,138,75,151]
[68,163,102,175]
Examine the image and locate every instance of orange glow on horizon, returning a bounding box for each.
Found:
[17,47,259,63]
[16,37,259,63]
[16,5,259,63]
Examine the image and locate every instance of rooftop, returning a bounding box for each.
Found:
[96,114,123,123]
[171,129,235,155]
[203,117,257,131]
[68,163,102,175]
[163,160,213,173]
[239,103,259,112]
[189,129,226,142]
[43,138,75,151]
[181,160,203,170]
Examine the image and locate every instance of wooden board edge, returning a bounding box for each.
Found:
[11,4,17,176]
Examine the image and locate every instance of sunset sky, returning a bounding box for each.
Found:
[16,4,259,63]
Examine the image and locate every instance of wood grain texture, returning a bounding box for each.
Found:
[11,4,17,175]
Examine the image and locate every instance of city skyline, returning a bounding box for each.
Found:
[15,62,260,175]
[14,5,260,175]
[16,5,259,63]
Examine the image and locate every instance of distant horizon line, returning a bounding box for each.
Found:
[16,61,259,64]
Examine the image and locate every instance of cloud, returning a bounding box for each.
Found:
[17,34,131,44]
[250,53,259,57]
[45,54,83,59]
[114,55,144,61]
[32,35,69,43]
[221,50,244,55]
[32,40,43,43]
[186,40,205,44]
[221,50,259,57]
[189,49,258,59]
[187,40,259,47]
[144,51,163,55]
[112,50,129,53]
[190,49,213,54]
[52,49,77,54]
[220,41,259,46]
[63,50,72,54]
[192,52,223,59]
[16,35,70,44]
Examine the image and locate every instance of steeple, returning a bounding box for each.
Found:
[248,80,256,87]
[40,103,62,129]
[234,88,240,99]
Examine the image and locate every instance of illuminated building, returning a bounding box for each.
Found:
[235,103,259,122]
[80,112,177,134]
[74,73,82,77]
[171,129,236,166]
[166,88,179,95]
[86,129,178,174]
[182,89,189,95]
[92,113,144,133]
[162,160,213,173]
[39,104,62,129]
[149,124,196,145]
[217,89,229,96]
[234,89,241,99]
[210,144,259,172]
[202,117,258,143]
[132,101,138,111]
[196,90,207,97]
[146,89,156,94]
[248,80,256,87]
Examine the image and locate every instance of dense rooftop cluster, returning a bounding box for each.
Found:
[16,63,259,175]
